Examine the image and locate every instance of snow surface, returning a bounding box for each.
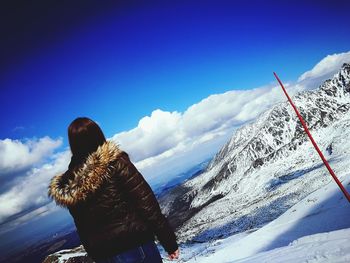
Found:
[179,176,350,262]
[236,228,350,263]
[58,251,87,262]
[47,245,87,262]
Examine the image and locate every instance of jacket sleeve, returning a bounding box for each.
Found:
[117,152,179,254]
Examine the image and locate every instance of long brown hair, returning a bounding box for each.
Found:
[68,117,106,168]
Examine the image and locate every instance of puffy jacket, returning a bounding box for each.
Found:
[48,140,178,261]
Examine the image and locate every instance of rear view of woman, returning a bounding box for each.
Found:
[48,117,179,262]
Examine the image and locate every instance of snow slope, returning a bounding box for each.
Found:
[185,176,350,262]
[237,228,350,263]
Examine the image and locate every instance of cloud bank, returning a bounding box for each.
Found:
[298,51,350,89]
[0,137,62,175]
[0,150,70,224]
[1,51,349,227]
[113,85,287,182]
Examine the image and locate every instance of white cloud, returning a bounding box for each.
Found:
[0,137,63,175]
[114,110,183,162]
[298,51,350,84]
[0,149,70,224]
[113,84,289,181]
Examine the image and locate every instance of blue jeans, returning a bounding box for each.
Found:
[95,240,163,263]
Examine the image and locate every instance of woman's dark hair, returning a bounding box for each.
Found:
[68,117,106,167]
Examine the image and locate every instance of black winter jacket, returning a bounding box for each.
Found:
[48,140,178,261]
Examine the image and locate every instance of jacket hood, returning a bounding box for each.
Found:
[48,140,123,207]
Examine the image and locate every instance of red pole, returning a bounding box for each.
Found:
[273,72,350,203]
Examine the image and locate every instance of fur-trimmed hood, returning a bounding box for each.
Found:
[48,140,123,207]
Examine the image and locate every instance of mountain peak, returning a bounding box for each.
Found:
[342,62,350,69]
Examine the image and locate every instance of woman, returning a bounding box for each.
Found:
[48,117,179,262]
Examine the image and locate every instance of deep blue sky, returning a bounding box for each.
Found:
[1,0,350,143]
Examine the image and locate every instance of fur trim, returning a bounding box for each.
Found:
[48,140,123,207]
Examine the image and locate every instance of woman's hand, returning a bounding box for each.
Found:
[168,248,180,260]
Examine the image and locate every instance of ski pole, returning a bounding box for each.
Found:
[273,72,350,203]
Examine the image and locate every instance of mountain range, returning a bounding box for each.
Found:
[160,63,350,243]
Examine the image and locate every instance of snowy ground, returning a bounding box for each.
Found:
[167,175,350,262]
[236,228,350,263]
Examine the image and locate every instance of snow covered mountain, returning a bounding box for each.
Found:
[159,63,350,243]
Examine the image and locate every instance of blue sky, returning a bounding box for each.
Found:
[2,0,350,142]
